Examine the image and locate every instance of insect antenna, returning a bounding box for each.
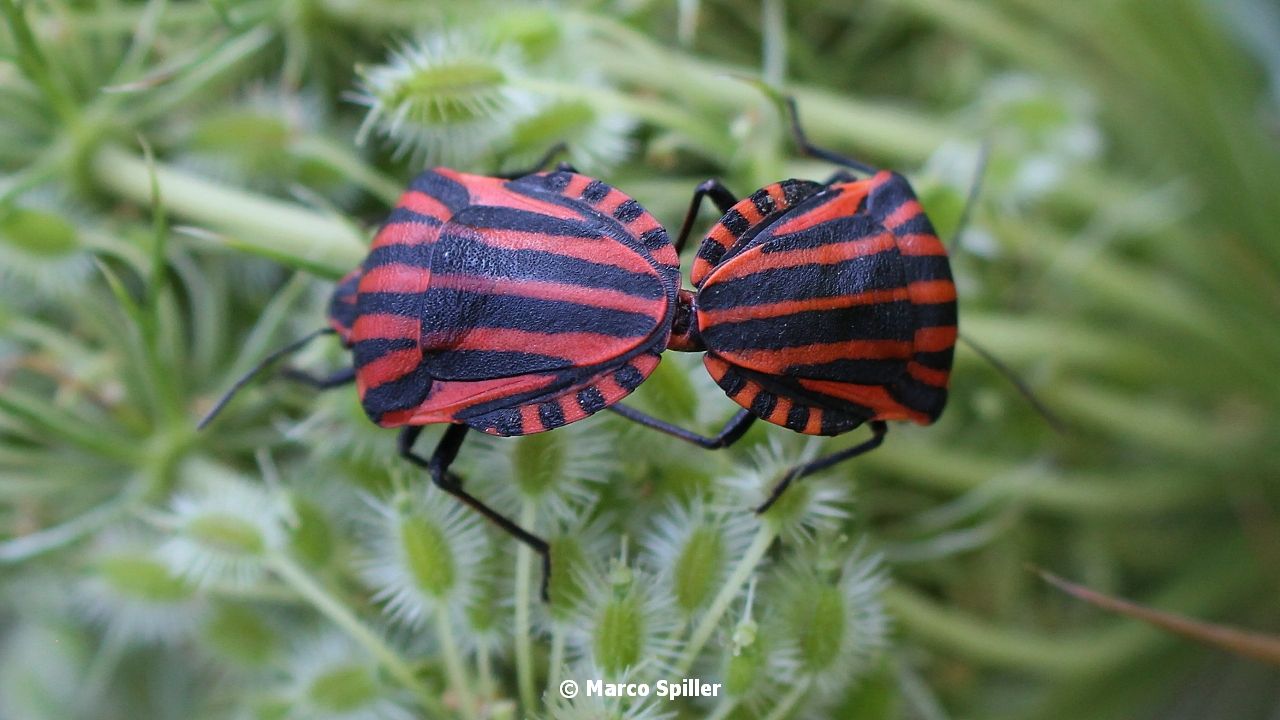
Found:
[947,141,1064,432]
[958,335,1066,433]
[950,138,992,252]
[197,328,337,430]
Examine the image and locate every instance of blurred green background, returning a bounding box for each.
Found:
[2,1,1278,718]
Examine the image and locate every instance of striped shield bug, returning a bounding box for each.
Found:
[200,151,681,594]
[607,98,962,513]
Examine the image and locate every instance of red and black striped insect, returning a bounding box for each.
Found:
[605,99,959,512]
[201,154,681,591]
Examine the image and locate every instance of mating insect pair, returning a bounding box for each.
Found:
[201,100,958,595]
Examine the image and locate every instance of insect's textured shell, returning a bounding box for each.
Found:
[693,171,956,434]
[335,168,680,436]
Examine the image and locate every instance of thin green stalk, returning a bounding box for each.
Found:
[91,145,365,278]
[705,695,740,720]
[0,0,79,121]
[513,500,538,712]
[268,554,446,717]
[435,605,479,720]
[760,679,810,720]
[546,623,566,695]
[0,487,142,562]
[674,523,776,675]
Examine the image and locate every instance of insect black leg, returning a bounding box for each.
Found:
[398,425,553,600]
[822,170,856,185]
[280,366,356,389]
[783,97,878,176]
[674,179,739,255]
[497,142,570,179]
[608,404,756,449]
[755,421,887,514]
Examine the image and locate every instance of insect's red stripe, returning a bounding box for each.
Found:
[906,280,957,305]
[357,348,423,392]
[561,173,594,199]
[767,185,869,237]
[468,228,660,276]
[699,287,912,325]
[732,340,914,368]
[358,264,435,297]
[352,313,420,342]
[372,222,444,248]
[398,191,453,222]
[557,394,588,426]
[907,362,950,387]
[407,374,560,425]
[882,199,923,230]
[710,233,896,281]
[896,233,947,256]
[519,405,540,434]
[915,326,958,352]
[796,379,928,424]
[421,328,642,357]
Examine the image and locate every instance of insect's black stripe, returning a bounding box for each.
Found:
[614,199,644,223]
[749,390,777,419]
[758,214,886,254]
[913,349,954,370]
[913,301,958,329]
[615,363,644,391]
[362,244,434,272]
[360,361,434,420]
[750,189,776,216]
[697,252,908,308]
[409,291,659,338]
[425,350,575,381]
[454,205,603,238]
[820,410,866,436]
[576,386,607,414]
[408,170,470,211]
[581,179,610,204]
[864,173,916,218]
[785,404,810,431]
[721,209,750,237]
[481,407,524,436]
[639,227,671,253]
[538,401,567,430]
[352,338,419,368]
[696,239,728,267]
[781,179,823,206]
[899,255,954,284]
[784,358,907,384]
[718,366,746,397]
[702,301,915,350]
[888,377,947,418]
[365,240,664,299]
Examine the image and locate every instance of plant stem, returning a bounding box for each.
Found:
[760,679,810,720]
[674,523,776,675]
[90,145,365,278]
[435,604,479,720]
[268,554,447,717]
[705,695,740,720]
[546,623,566,694]
[513,500,538,711]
